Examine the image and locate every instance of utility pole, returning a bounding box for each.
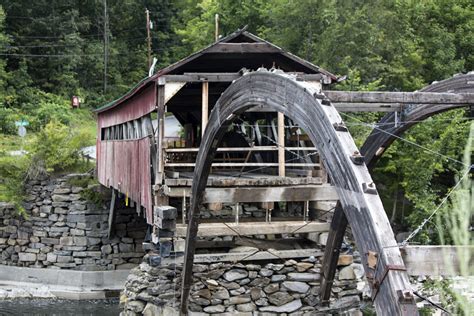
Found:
[146,8,152,69]
[215,14,219,42]
[103,0,109,93]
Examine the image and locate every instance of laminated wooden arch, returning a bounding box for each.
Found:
[180,72,417,315]
[321,72,474,304]
[362,72,474,168]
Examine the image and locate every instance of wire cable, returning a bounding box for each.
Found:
[401,167,472,245]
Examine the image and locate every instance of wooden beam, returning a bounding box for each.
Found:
[201,81,209,136]
[156,80,165,184]
[164,82,186,104]
[248,103,469,112]
[164,146,317,153]
[325,91,474,105]
[206,42,281,54]
[175,221,329,237]
[400,245,473,276]
[320,204,347,304]
[164,162,320,168]
[278,112,285,177]
[164,248,325,264]
[162,72,324,83]
[163,176,323,188]
[107,189,116,238]
[165,184,338,203]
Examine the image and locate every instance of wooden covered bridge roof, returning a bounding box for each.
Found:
[94,28,338,115]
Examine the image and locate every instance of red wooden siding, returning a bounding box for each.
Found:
[97,137,153,224]
[98,83,156,129]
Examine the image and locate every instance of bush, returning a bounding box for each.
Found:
[27,120,92,173]
[0,154,28,215]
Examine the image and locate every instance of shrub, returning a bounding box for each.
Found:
[27,120,91,173]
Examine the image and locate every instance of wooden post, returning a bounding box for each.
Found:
[277,112,285,177]
[107,189,116,238]
[201,81,209,137]
[156,79,165,184]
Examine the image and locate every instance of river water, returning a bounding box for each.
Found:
[0,299,120,316]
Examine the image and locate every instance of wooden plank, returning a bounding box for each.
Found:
[165,146,317,153]
[164,82,186,104]
[201,81,209,136]
[163,176,323,187]
[333,102,402,112]
[156,81,165,184]
[164,249,325,264]
[278,112,285,177]
[107,189,116,238]
[165,162,320,167]
[325,91,474,104]
[320,204,347,304]
[162,72,324,83]
[206,42,281,54]
[400,246,473,276]
[175,221,329,237]
[166,184,339,203]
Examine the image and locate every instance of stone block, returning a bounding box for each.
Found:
[18,252,37,262]
[155,206,177,220]
[41,237,59,245]
[39,205,53,214]
[56,255,73,263]
[337,254,353,266]
[70,228,85,236]
[52,194,71,202]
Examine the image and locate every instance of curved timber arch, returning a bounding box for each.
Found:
[180,72,417,315]
[321,72,474,305]
[362,72,474,168]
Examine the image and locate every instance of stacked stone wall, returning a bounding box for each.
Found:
[121,253,366,315]
[0,174,147,270]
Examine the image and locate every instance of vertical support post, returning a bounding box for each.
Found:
[107,189,116,238]
[202,81,209,137]
[320,203,348,304]
[156,78,165,184]
[277,112,285,177]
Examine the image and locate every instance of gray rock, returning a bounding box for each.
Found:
[287,273,320,282]
[142,303,161,316]
[213,287,230,300]
[271,274,286,282]
[236,302,256,312]
[268,292,293,306]
[203,305,225,313]
[18,252,36,262]
[263,283,279,294]
[260,299,302,313]
[281,281,309,294]
[331,295,360,309]
[338,266,355,280]
[126,300,145,313]
[259,268,274,277]
[223,269,248,282]
[228,295,251,305]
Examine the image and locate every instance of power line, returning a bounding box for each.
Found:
[340,112,470,168]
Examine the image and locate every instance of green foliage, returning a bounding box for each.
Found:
[0,154,28,215]
[27,121,92,174]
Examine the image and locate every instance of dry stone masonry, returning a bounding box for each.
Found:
[120,252,366,315]
[0,174,147,270]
